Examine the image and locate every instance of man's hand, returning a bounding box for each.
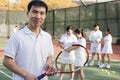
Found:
[45,61,56,76]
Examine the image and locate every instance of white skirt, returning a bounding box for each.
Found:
[74,48,86,66]
[60,50,75,64]
[102,47,113,54]
[74,56,86,67]
[102,44,113,54]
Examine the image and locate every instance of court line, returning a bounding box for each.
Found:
[0,69,13,79]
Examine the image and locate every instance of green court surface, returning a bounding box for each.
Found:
[0,58,120,80]
[0,39,120,80]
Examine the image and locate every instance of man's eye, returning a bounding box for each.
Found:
[41,12,46,15]
[32,11,38,14]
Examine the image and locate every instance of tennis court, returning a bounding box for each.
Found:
[0,58,120,80]
[0,38,120,80]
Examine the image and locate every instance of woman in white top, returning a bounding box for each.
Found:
[74,28,86,80]
[99,29,113,69]
[89,24,102,66]
[59,26,77,80]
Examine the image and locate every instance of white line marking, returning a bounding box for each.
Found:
[0,69,13,79]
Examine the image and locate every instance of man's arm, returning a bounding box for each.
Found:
[46,55,53,63]
[45,56,55,76]
[3,56,37,80]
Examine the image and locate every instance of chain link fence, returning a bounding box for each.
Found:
[44,1,120,44]
[0,1,120,44]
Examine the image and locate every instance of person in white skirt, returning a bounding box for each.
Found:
[59,26,77,80]
[74,28,86,80]
[89,24,102,66]
[99,29,113,69]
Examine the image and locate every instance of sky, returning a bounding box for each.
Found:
[9,0,114,3]
[9,0,21,3]
[73,0,114,2]
[9,0,16,3]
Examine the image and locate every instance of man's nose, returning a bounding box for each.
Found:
[36,13,41,18]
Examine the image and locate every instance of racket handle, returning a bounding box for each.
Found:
[37,73,46,80]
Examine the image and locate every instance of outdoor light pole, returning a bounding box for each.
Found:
[7,0,10,38]
[95,0,98,23]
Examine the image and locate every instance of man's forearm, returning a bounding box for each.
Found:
[46,56,53,64]
[3,56,28,78]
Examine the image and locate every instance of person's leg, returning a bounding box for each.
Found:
[99,54,105,68]
[101,54,105,64]
[106,54,111,69]
[91,46,95,61]
[79,68,85,80]
[59,64,65,80]
[91,53,95,61]
[96,53,101,66]
[69,64,74,80]
[107,54,111,64]
[97,53,100,61]
[89,46,96,66]
[96,45,101,66]
[74,67,78,80]
[89,53,95,66]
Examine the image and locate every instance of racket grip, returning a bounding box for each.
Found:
[37,73,46,80]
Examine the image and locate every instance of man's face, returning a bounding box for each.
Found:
[27,6,46,28]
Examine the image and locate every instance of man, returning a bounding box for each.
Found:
[3,1,55,80]
[89,24,102,66]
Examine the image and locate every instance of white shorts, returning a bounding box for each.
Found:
[60,50,75,64]
[91,45,101,53]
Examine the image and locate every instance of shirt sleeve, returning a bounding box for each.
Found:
[48,35,54,56]
[4,34,19,59]
[60,34,65,43]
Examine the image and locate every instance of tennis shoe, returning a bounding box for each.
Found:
[106,64,110,69]
[89,61,94,66]
[99,64,105,68]
[85,63,88,66]
[97,61,101,66]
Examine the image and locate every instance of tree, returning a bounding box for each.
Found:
[0,0,78,11]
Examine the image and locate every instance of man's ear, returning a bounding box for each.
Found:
[26,12,29,17]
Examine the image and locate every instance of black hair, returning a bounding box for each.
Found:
[74,28,84,37]
[27,0,48,13]
[107,28,111,34]
[94,24,99,28]
[66,25,73,31]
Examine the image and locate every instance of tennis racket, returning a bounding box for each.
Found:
[37,44,89,80]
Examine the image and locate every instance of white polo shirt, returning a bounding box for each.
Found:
[60,34,77,48]
[4,26,54,80]
[89,30,102,47]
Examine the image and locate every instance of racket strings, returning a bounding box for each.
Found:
[55,44,89,73]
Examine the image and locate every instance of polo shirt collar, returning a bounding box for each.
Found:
[24,25,44,36]
[65,33,74,37]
